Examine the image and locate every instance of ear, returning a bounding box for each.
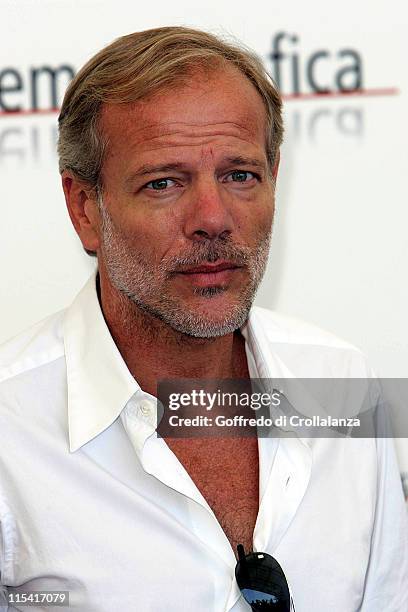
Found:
[271,150,280,181]
[61,171,101,253]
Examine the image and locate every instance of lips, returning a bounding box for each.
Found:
[179,262,241,274]
[175,261,243,288]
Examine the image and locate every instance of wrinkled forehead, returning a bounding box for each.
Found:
[98,66,268,152]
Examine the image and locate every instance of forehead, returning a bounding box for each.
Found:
[99,66,268,165]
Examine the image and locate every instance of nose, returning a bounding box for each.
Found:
[183,177,234,241]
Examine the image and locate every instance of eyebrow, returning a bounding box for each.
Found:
[125,156,267,185]
[221,156,267,170]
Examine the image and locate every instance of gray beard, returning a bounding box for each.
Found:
[98,201,271,338]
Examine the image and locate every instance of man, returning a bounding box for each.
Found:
[0,26,406,611]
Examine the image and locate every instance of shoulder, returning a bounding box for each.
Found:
[0,310,66,385]
[247,306,373,377]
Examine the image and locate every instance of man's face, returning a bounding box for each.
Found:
[96,66,277,338]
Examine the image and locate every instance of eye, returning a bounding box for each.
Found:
[145,178,177,190]
[225,170,257,183]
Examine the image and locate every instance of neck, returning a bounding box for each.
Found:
[98,274,250,397]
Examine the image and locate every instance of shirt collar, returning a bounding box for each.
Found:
[241,310,314,448]
[63,271,139,452]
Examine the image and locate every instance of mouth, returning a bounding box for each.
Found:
[175,261,243,288]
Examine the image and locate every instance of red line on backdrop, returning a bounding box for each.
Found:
[0,88,400,117]
[283,87,400,101]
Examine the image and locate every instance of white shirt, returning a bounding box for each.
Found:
[0,273,407,611]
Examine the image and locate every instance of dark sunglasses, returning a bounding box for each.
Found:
[235,545,295,611]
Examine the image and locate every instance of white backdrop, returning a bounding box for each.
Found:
[1,0,407,492]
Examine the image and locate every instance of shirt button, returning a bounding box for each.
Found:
[139,399,154,416]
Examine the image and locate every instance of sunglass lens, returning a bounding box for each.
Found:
[236,551,291,611]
